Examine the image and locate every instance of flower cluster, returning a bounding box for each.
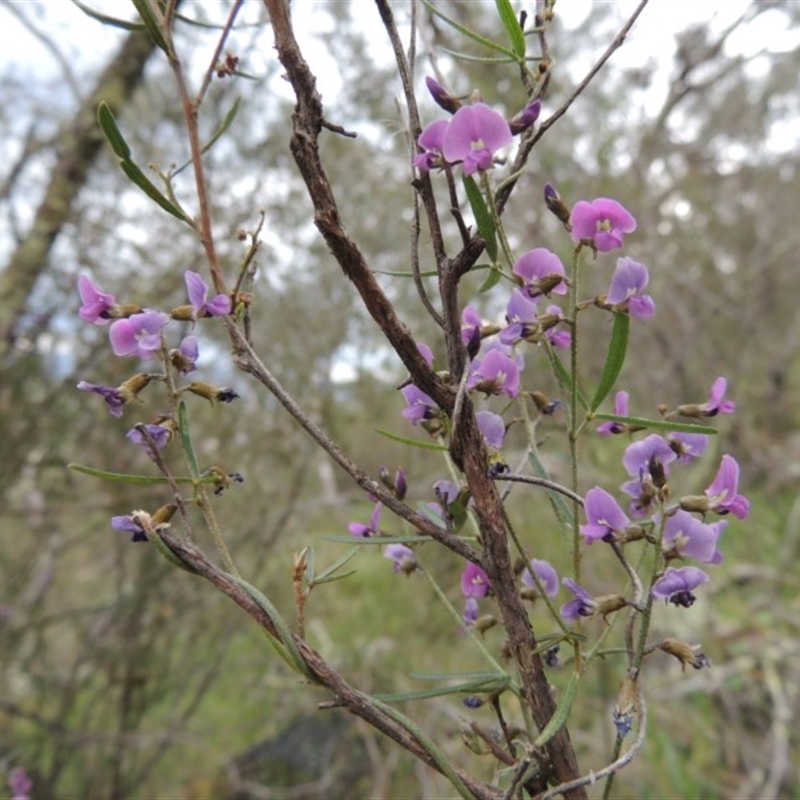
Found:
[75,271,239,539]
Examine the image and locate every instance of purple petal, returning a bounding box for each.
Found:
[606,258,649,305]
[513,248,567,295]
[476,410,505,449]
[461,562,490,598]
[185,270,209,311]
[442,104,512,166]
[78,275,116,325]
[419,118,449,152]
[522,558,559,597]
[651,566,709,600]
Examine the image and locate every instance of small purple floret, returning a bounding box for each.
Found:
[461,562,490,599]
[651,566,709,607]
[441,103,512,176]
[185,270,231,317]
[521,559,559,597]
[570,197,636,252]
[580,487,630,543]
[76,381,126,417]
[705,454,750,519]
[606,257,655,319]
[78,275,116,325]
[109,311,170,359]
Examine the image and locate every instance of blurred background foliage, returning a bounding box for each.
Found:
[1,1,799,797]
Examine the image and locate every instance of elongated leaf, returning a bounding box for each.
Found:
[411,670,509,682]
[374,428,448,451]
[72,0,144,31]
[422,0,518,60]
[322,535,433,545]
[495,0,526,58]
[590,312,629,412]
[97,102,131,159]
[534,671,580,747]
[374,677,508,703]
[311,570,357,585]
[312,546,360,583]
[543,344,589,412]
[478,266,502,294]
[177,401,201,479]
[463,175,497,262]
[436,46,517,64]
[592,414,719,436]
[68,462,191,484]
[120,160,191,222]
[172,96,242,177]
[527,450,574,532]
[374,268,439,278]
[131,0,170,52]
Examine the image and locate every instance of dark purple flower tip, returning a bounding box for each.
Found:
[622,434,677,478]
[76,381,126,417]
[425,76,461,113]
[462,695,483,709]
[384,543,416,573]
[521,558,559,597]
[510,99,542,134]
[394,467,407,501]
[651,566,709,606]
[442,103,513,176]
[544,644,561,667]
[580,487,630,543]
[476,410,505,450]
[460,304,483,347]
[544,183,572,224]
[606,257,655,319]
[705,454,750,519]
[109,311,170,359]
[216,388,240,403]
[461,562,490,598]
[78,275,117,325]
[597,391,629,435]
[613,708,634,737]
[667,431,709,463]
[569,198,636,251]
[111,514,148,543]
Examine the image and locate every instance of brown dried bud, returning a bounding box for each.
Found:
[660,638,711,671]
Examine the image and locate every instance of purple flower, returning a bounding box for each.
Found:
[543,305,571,348]
[703,377,736,416]
[461,304,483,347]
[597,391,629,435]
[476,410,505,450]
[662,510,721,563]
[111,514,148,543]
[126,423,172,456]
[8,767,32,800]
[606,257,655,319]
[463,597,480,627]
[509,99,542,135]
[78,275,116,325]
[513,248,567,297]
[622,434,677,477]
[521,559,559,597]
[425,76,461,113]
[580,487,631,543]
[667,431,709,464]
[76,381,127,417]
[467,347,521,398]
[414,119,449,171]
[441,103,513,176]
[171,334,199,374]
[651,566,709,607]
[500,289,538,345]
[185,270,231,317]
[348,502,382,538]
[570,197,637,252]
[384,544,416,573]
[109,311,170,359]
[705,454,750,519]
[461,562,490,599]
[560,578,596,622]
[401,384,438,423]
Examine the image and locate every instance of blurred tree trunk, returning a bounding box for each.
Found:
[0,25,158,363]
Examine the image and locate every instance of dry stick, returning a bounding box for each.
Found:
[195,0,245,108]
[157,530,497,800]
[226,322,481,565]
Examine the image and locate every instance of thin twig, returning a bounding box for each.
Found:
[196,0,245,108]
[491,472,584,506]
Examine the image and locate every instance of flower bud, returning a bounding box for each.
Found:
[678,494,710,514]
[510,99,542,135]
[185,381,240,404]
[544,183,571,226]
[474,614,498,635]
[660,638,711,671]
[425,76,461,114]
[169,304,196,322]
[118,373,153,402]
[594,593,628,622]
[613,677,638,737]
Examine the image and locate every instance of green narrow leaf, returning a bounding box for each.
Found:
[374,268,439,278]
[527,450,574,533]
[422,0,518,60]
[97,102,131,159]
[495,0,526,58]
[130,0,170,52]
[374,428,448,451]
[120,160,190,222]
[463,175,498,262]
[436,46,517,64]
[477,266,502,294]
[534,671,580,747]
[172,96,242,177]
[592,414,719,436]
[71,0,145,31]
[68,462,190,485]
[590,313,629,412]
[543,344,589,412]
[411,670,509,682]
[374,677,508,703]
[312,546,360,584]
[177,401,201,479]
